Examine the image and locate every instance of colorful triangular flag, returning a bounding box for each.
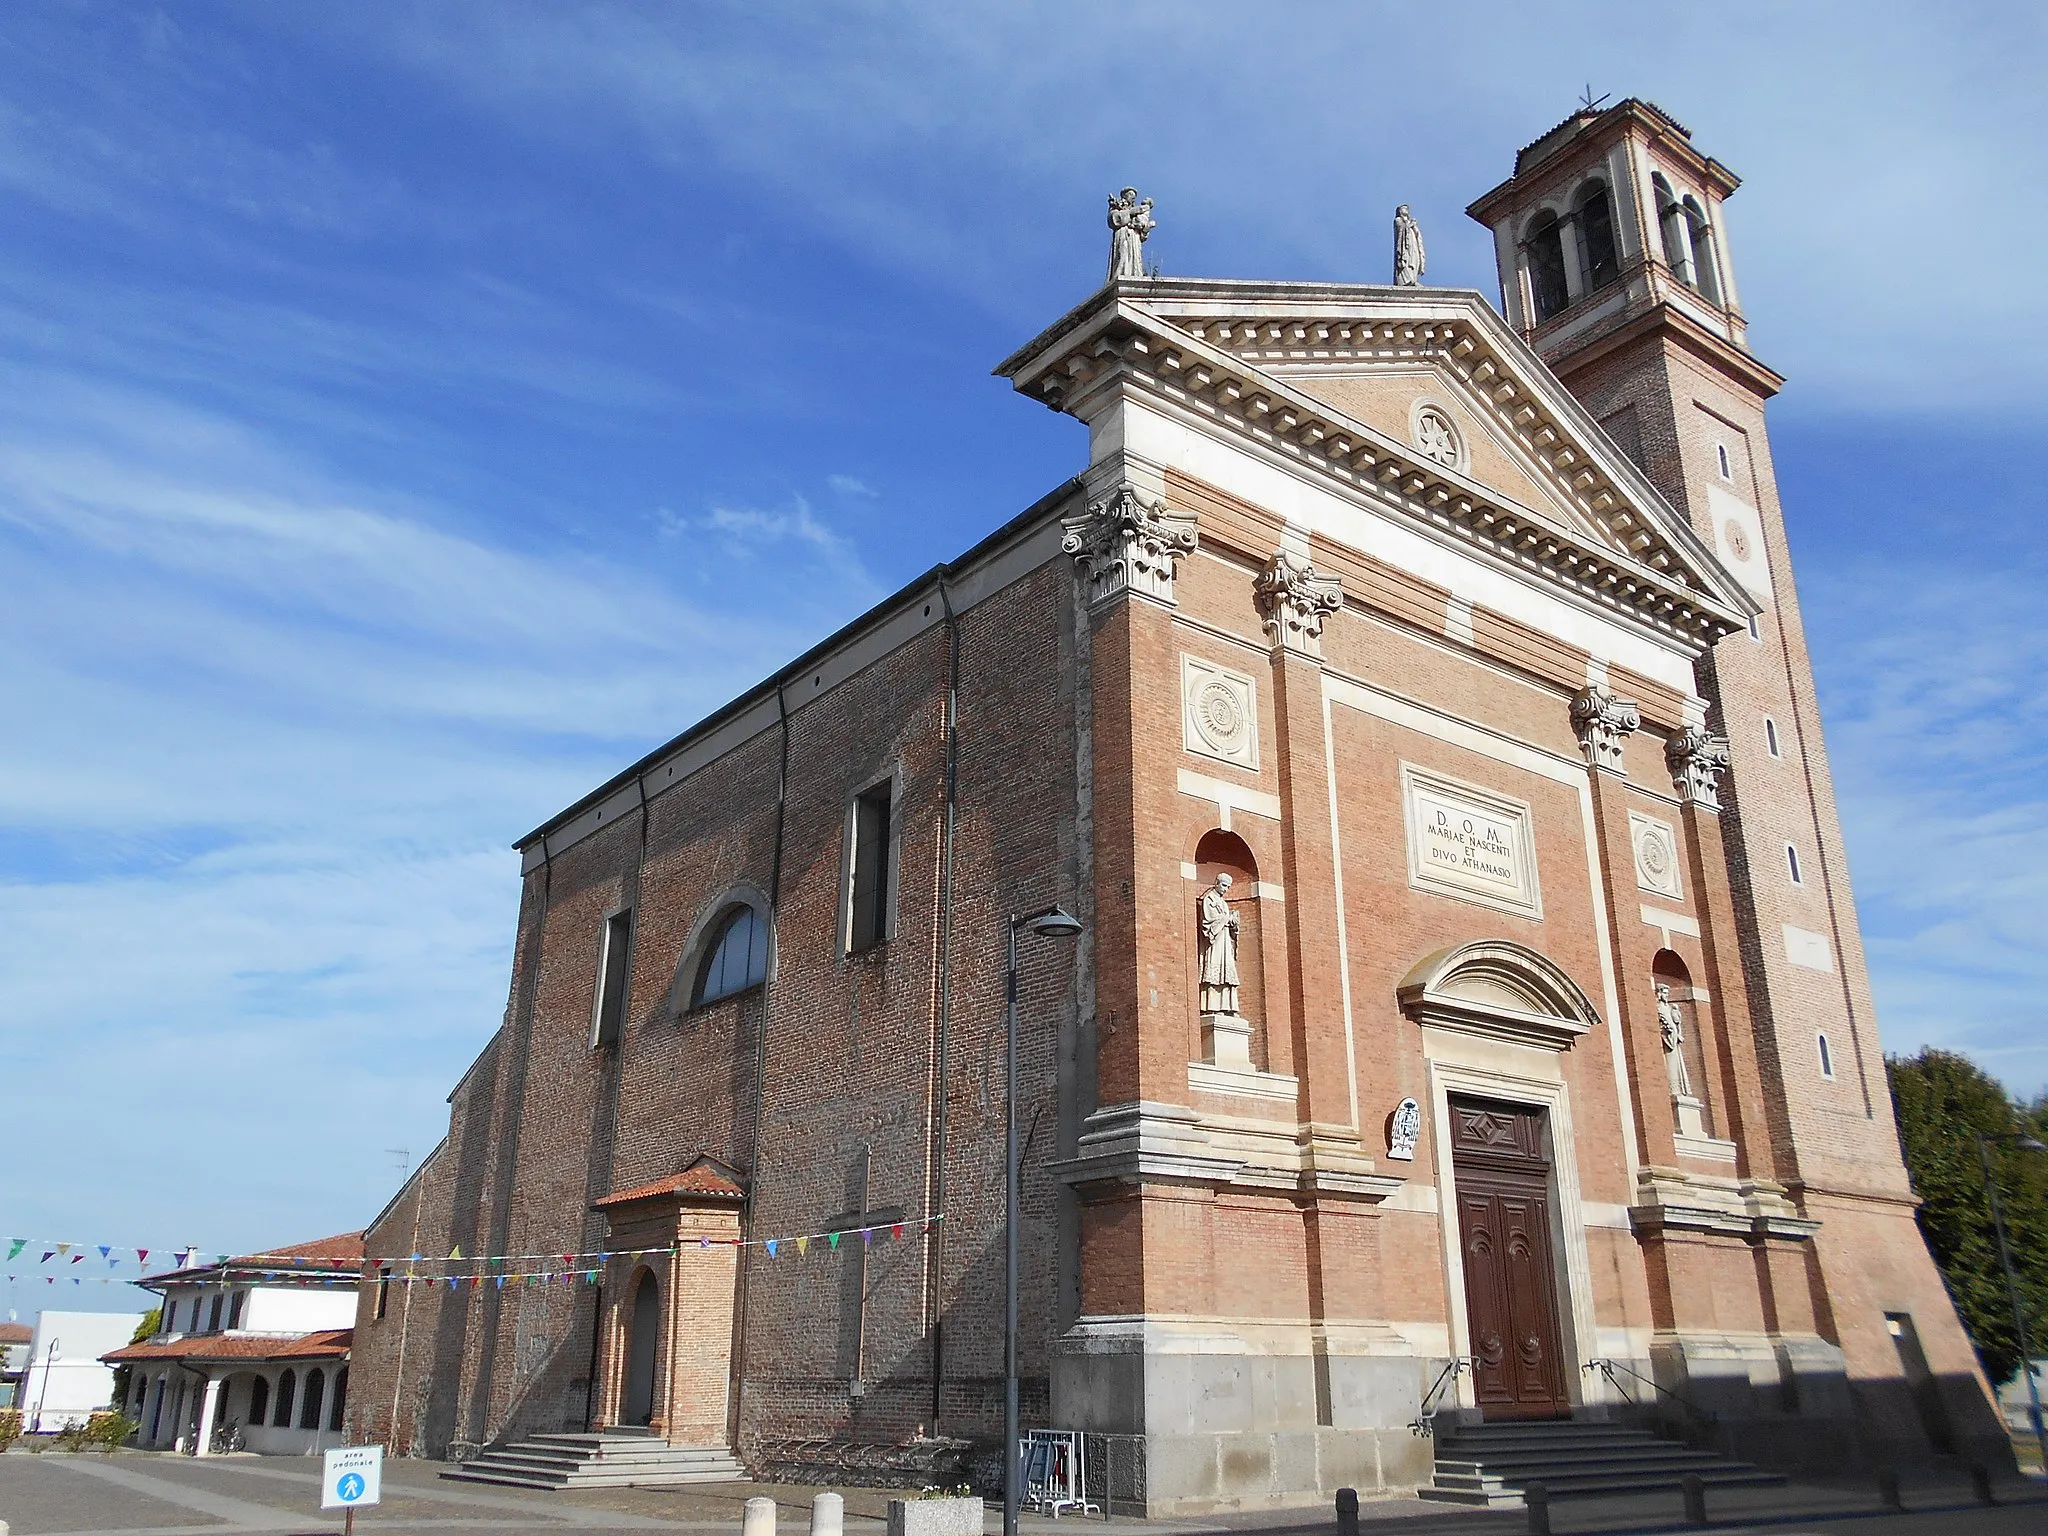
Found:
[827,1232,840,1250]
[5,1239,22,1261]
[136,1248,149,1265]
[765,1240,778,1258]
[892,1224,904,1240]
[797,1236,809,1255]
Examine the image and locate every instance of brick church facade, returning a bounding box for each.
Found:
[345,100,2006,1509]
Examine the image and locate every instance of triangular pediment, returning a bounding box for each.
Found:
[995,279,1757,645]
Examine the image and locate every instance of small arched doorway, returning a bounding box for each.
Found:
[622,1269,661,1428]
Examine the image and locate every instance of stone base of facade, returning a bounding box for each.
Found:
[1051,1317,1438,1514]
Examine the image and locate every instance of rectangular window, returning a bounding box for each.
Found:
[1747,614,1761,642]
[206,1293,223,1333]
[849,780,894,953]
[228,1290,245,1330]
[1786,843,1804,885]
[590,909,633,1048]
[375,1268,391,1321]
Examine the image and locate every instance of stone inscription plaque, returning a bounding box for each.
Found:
[1402,766,1542,919]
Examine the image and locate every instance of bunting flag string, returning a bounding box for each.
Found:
[1,1213,943,1286]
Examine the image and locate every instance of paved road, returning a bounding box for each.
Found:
[0,1454,2041,1536]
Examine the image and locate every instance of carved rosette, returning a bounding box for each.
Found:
[1060,485,1197,608]
[1253,550,1343,657]
[1569,686,1641,772]
[1666,727,1732,809]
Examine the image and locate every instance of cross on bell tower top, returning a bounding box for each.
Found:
[1466,98,1756,376]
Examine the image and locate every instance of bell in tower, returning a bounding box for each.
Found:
[1466,98,1749,367]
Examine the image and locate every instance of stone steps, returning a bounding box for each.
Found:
[441,1430,748,1490]
[1419,1420,1785,1507]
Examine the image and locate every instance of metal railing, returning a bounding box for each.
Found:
[1409,1356,1474,1437]
[1581,1357,1722,1441]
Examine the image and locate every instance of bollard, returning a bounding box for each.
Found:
[1970,1462,1996,1506]
[1681,1472,1707,1526]
[1524,1481,1550,1536]
[1335,1486,1359,1536]
[811,1492,844,1536]
[1876,1468,1903,1511]
[744,1496,778,1536]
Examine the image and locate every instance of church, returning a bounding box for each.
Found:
[344,99,2006,1510]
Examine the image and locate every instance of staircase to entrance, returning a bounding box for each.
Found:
[440,1428,749,1490]
[1420,1419,1786,1506]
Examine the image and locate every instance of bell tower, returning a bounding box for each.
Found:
[1471,100,2002,1460]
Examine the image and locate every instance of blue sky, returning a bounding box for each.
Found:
[3,3,2044,1313]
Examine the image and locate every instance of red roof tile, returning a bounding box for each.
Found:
[140,1231,365,1285]
[0,1322,31,1344]
[595,1165,745,1207]
[103,1329,351,1365]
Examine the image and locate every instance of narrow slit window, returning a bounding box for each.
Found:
[1747,614,1761,642]
[590,909,633,1048]
[1786,843,1803,885]
[1818,1032,1835,1080]
[1765,717,1781,757]
[374,1268,391,1321]
[849,780,894,952]
[1716,443,1732,480]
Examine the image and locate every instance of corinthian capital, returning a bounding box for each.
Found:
[1569,686,1641,772]
[1666,727,1732,809]
[1253,550,1343,657]
[1060,484,1198,609]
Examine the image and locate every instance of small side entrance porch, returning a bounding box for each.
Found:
[589,1157,746,1446]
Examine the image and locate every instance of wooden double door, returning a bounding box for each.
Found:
[1450,1096,1571,1419]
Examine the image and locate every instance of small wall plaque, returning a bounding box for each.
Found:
[1388,1097,1422,1161]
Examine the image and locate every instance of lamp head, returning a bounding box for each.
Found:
[1020,906,1083,940]
[2017,1135,2048,1154]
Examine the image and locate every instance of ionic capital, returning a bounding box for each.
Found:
[1253,550,1343,657]
[1666,727,1732,809]
[1060,484,1197,609]
[1570,686,1640,772]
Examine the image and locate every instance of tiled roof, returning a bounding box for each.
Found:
[595,1165,746,1206]
[103,1328,352,1365]
[0,1322,31,1344]
[140,1231,365,1285]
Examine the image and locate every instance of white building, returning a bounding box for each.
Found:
[19,1311,146,1431]
[103,1233,359,1455]
[0,1321,28,1408]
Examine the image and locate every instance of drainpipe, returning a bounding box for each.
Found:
[931,575,961,1431]
[730,679,791,1448]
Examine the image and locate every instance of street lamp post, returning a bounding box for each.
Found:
[1975,1130,2047,1473]
[1005,905,1082,1536]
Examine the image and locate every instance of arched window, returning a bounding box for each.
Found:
[1682,196,1722,304]
[1653,173,1691,284]
[1526,211,1570,320]
[1575,183,1619,293]
[273,1369,295,1428]
[300,1368,325,1430]
[693,905,767,1006]
[1817,1032,1835,1079]
[247,1375,269,1427]
[329,1366,348,1431]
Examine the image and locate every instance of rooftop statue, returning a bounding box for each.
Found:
[1394,204,1426,286]
[1107,187,1155,283]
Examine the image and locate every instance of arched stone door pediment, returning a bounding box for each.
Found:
[1397,939,1600,1052]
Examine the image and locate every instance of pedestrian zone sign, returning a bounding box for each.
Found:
[322,1444,383,1510]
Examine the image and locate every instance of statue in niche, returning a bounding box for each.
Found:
[1394,204,1426,286]
[1657,983,1693,1098]
[1107,187,1155,283]
[1197,872,1241,1016]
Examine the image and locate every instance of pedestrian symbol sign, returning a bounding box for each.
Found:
[322,1444,383,1510]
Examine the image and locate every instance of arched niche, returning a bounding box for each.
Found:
[1653,948,1715,1135]
[1397,939,1600,1051]
[1192,829,1267,1069]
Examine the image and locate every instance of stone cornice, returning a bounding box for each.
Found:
[995,281,1751,650]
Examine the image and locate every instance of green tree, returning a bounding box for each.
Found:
[1888,1048,2048,1385]
[107,1308,159,1415]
